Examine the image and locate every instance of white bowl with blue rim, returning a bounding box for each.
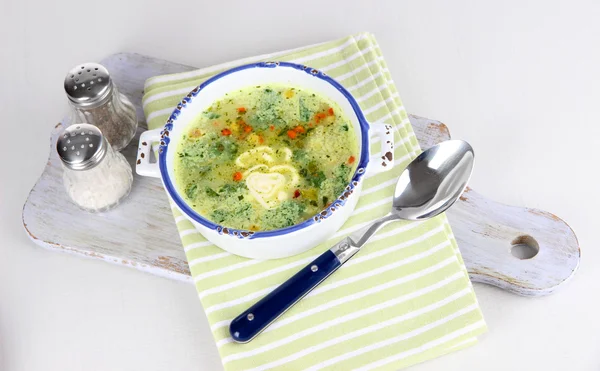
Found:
[136,62,394,260]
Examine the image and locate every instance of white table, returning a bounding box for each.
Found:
[1,1,598,370]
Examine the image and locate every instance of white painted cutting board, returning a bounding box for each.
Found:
[22,53,580,296]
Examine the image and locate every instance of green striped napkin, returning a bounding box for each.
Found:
[143,33,486,371]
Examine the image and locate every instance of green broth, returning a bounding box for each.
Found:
[174,85,358,231]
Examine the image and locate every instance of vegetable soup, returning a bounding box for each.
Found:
[174,85,358,231]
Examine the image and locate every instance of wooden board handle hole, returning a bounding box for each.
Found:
[511,235,539,260]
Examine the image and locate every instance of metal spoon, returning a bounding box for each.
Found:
[230,140,475,343]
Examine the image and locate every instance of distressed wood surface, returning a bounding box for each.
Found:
[22,53,580,295]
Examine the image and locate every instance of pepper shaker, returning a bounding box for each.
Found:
[57,124,133,212]
[64,63,138,151]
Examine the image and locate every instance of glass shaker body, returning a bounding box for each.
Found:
[64,63,138,152]
[58,124,133,213]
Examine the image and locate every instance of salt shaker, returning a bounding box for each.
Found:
[57,124,133,212]
[64,63,138,152]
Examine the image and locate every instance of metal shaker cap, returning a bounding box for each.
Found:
[64,63,112,108]
[57,124,107,170]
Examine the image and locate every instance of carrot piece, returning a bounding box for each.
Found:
[269,125,275,131]
[258,135,265,144]
[221,128,232,136]
[328,107,334,116]
[314,112,327,123]
[237,107,246,113]
[293,189,301,198]
[244,125,253,133]
[287,130,297,139]
[233,172,243,181]
[348,156,355,164]
[294,125,305,133]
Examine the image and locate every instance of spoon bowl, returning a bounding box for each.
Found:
[393,140,474,220]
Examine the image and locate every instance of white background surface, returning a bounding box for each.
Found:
[1,0,598,370]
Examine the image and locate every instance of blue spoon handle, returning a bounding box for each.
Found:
[229,215,397,343]
[229,248,343,343]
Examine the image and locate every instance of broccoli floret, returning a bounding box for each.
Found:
[180,153,212,174]
[210,201,253,226]
[316,163,354,204]
[333,163,352,195]
[178,134,237,172]
[298,93,323,122]
[219,182,247,195]
[302,161,326,188]
[211,209,228,224]
[204,182,248,201]
[185,183,198,200]
[208,137,238,159]
[263,201,306,230]
[299,97,312,122]
[292,149,308,162]
[335,163,351,180]
[249,89,285,130]
[333,181,347,197]
[205,187,219,197]
[202,111,221,120]
[309,171,326,188]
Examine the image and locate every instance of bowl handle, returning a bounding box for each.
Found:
[367,123,395,176]
[135,128,163,178]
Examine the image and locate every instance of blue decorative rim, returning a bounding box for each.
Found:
[158,61,371,239]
